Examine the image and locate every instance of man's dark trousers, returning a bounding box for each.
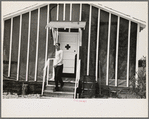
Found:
[54,64,63,89]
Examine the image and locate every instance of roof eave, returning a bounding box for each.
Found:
[3,3,48,21]
[90,3,146,31]
[3,3,146,31]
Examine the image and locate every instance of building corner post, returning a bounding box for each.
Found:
[135,23,140,87]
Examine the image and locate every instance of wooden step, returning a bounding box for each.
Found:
[48,81,75,87]
[45,85,75,92]
[43,77,76,98]
[40,96,70,99]
[43,90,74,98]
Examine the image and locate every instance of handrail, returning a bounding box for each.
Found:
[41,58,55,95]
[47,58,55,85]
[74,59,81,99]
[42,58,80,97]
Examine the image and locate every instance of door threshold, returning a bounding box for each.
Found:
[62,73,76,78]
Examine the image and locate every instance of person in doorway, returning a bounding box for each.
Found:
[53,43,64,91]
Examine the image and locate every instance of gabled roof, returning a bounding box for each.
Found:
[3,3,48,20]
[3,3,146,30]
[91,3,146,30]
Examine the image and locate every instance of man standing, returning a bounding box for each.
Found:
[53,43,64,91]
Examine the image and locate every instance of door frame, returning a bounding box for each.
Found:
[58,32,80,77]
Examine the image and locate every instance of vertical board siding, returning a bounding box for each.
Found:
[106,13,111,85]
[135,24,140,80]
[11,16,20,79]
[57,4,59,20]
[16,15,22,81]
[37,6,47,81]
[3,19,11,76]
[8,18,13,77]
[44,5,50,83]
[48,4,56,58]
[72,4,80,21]
[70,3,72,21]
[118,18,129,82]
[65,4,70,21]
[29,9,38,81]
[50,4,57,21]
[126,21,131,87]
[98,10,109,85]
[79,4,82,21]
[80,4,90,77]
[95,8,100,81]
[87,5,92,75]
[63,3,66,21]
[129,22,137,78]
[3,3,139,86]
[45,5,50,63]
[109,15,118,80]
[19,13,29,81]
[26,12,31,81]
[47,4,56,77]
[115,16,120,86]
[59,4,63,21]
[17,15,22,81]
[34,8,40,81]
[89,6,98,76]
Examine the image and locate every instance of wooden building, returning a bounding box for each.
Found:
[3,3,146,98]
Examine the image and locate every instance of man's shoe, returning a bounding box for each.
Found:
[53,87,60,92]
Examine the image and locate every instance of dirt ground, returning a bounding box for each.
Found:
[3,92,41,99]
[3,91,140,99]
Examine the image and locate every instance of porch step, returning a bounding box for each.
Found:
[48,81,75,87]
[43,78,75,98]
[45,85,75,92]
[43,90,74,98]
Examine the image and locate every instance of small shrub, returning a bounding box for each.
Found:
[129,56,146,98]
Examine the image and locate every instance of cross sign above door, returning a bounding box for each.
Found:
[65,44,71,50]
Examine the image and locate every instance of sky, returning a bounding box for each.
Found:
[2,1,148,60]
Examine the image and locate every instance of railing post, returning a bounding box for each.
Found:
[41,68,46,95]
[47,59,49,85]
[74,61,78,99]
[42,58,54,95]
[74,59,81,99]
[43,4,50,86]
[41,60,48,95]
